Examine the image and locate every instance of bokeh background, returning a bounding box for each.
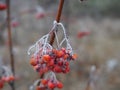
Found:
[0,0,120,90]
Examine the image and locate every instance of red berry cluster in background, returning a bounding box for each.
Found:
[0,75,15,89]
[77,31,90,38]
[30,48,77,75]
[0,2,7,11]
[35,12,45,19]
[35,6,46,20]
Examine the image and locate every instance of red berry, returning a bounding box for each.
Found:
[41,79,48,85]
[72,54,77,60]
[54,66,62,73]
[57,50,64,57]
[48,82,55,89]
[39,67,48,75]
[65,62,69,66]
[8,75,15,82]
[58,61,63,66]
[48,59,54,66]
[64,54,69,59]
[57,82,63,89]
[43,55,51,62]
[30,57,37,66]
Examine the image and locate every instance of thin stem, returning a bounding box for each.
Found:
[6,0,15,90]
[56,0,65,23]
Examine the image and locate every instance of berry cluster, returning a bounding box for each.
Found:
[36,78,63,90]
[0,65,17,89]
[29,72,63,90]
[30,48,77,75]
[28,21,77,90]
[0,75,15,89]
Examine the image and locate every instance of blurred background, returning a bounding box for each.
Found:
[0,0,120,90]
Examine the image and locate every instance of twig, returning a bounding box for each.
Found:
[6,0,15,90]
[49,0,65,45]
